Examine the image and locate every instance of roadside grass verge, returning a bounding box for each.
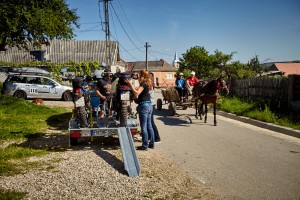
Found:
[0,145,48,176]
[0,95,69,141]
[218,96,300,130]
[0,95,70,176]
[0,188,27,200]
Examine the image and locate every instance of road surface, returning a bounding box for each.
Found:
[153,90,300,200]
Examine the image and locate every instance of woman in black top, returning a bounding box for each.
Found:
[125,69,155,151]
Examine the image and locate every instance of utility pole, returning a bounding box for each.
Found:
[145,42,151,70]
[100,0,112,68]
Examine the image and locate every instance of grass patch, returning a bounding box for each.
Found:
[0,95,70,141]
[218,96,300,130]
[0,145,49,176]
[0,95,70,176]
[0,188,27,200]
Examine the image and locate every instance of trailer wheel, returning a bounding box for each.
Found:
[120,106,128,127]
[168,102,176,116]
[156,98,162,110]
[77,107,89,128]
[70,137,78,146]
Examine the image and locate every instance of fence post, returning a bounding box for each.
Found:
[287,75,294,108]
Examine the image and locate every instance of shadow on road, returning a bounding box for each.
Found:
[154,108,193,126]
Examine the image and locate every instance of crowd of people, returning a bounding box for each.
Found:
[95,69,161,151]
[94,69,201,151]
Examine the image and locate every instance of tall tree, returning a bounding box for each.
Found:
[247,55,263,75]
[0,0,79,51]
[179,46,213,78]
[212,49,236,78]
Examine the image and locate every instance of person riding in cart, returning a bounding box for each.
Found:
[186,71,199,95]
[175,72,188,101]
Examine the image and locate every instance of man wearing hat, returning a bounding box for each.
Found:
[95,68,113,118]
[175,72,187,101]
[186,71,199,95]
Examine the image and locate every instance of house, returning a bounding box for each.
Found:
[127,59,178,87]
[269,62,300,76]
[0,40,126,73]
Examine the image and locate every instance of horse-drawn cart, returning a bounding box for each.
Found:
[156,87,193,116]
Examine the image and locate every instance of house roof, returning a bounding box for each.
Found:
[272,63,300,75]
[0,40,120,65]
[127,59,177,72]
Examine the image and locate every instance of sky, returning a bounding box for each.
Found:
[66,0,300,65]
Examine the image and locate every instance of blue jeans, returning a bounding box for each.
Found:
[151,105,161,141]
[138,102,155,148]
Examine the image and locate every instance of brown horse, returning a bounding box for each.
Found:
[192,76,229,126]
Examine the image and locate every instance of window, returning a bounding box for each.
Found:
[40,78,54,85]
[30,50,46,61]
[166,73,173,79]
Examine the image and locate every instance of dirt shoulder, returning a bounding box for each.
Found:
[0,100,219,199]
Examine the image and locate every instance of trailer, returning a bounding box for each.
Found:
[68,114,141,177]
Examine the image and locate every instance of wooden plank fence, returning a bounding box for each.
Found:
[230,75,300,111]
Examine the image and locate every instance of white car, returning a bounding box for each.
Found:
[2,74,73,101]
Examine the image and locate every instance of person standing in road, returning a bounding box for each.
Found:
[150,87,161,143]
[125,69,155,151]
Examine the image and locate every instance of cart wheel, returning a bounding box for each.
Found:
[157,98,163,110]
[168,102,176,116]
[184,115,193,124]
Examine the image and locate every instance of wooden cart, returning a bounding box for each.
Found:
[156,87,193,116]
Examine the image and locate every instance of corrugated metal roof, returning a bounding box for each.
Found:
[0,40,119,65]
[272,63,300,75]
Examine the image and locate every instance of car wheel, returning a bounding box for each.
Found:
[62,91,72,101]
[13,90,27,99]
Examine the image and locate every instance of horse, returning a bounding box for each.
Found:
[192,76,229,126]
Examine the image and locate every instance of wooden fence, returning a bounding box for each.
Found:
[229,75,300,111]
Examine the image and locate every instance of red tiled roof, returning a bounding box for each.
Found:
[126,59,177,72]
[273,63,300,75]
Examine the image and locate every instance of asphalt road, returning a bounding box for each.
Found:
[153,90,300,200]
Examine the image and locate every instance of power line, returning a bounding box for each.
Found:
[74,24,102,32]
[109,2,143,53]
[149,50,174,57]
[109,4,119,42]
[110,35,140,61]
[115,0,144,44]
[98,0,105,32]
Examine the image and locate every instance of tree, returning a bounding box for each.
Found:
[0,0,79,51]
[179,46,214,78]
[212,49,237,79]
[227,61,256,79]
[247,55,263,75]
